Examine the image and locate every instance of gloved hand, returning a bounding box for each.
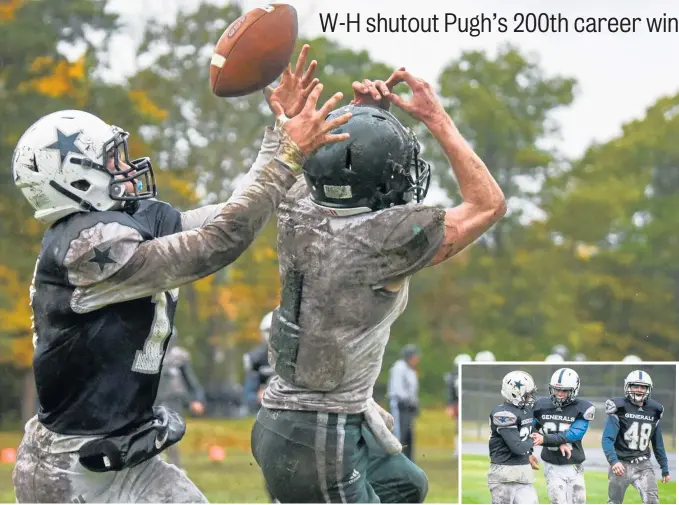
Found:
[364,398,402,454]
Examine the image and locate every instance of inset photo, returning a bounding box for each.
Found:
[459,363,676,504]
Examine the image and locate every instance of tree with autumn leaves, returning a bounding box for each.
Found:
[1,0,678,422]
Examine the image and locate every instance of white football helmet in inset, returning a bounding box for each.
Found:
[549,368,580,407]
[501,371,537,409]
[454,353,473,366]
[622,355,642,363]
[12,109,156,224]
[475,351,496,362]
[624,370,653,403]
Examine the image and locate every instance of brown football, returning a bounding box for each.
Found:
[209,4,298,98]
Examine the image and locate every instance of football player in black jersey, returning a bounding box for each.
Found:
[602,370,670,504]
[531,368,595,504]
[10,46,354,503]
[487,370,540,504]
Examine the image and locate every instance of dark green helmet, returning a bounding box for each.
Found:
[303,104,431,213]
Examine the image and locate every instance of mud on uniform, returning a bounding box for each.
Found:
[602,397,669,504]
[533,396,595,504]
[487,402,538,504]
[12,127,298,503]
[251,179,445,503]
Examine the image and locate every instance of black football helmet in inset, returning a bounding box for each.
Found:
[302,104,431,214]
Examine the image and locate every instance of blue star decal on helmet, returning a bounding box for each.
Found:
[497,416,509,423]
[514,380,523,389]
[45,128,84,164]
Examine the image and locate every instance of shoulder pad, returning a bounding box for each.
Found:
[645,399,664,417]
[370,205,446,284]
[63,219,143,287]
[492,410,518,427]
[582,404,595,421]
[605,398,625,415]
[576,398,594,411]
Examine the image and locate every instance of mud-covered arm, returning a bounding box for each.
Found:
[179,127,280,230]
[68,130,303,313]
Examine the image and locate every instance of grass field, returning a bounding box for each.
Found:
[461,454,676,504]
[0,409,457,503]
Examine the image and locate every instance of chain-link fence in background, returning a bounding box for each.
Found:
[460,364,676,451]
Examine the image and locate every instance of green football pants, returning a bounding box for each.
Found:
[251,406,428,503]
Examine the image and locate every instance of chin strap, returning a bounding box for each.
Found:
[48,181,97,212]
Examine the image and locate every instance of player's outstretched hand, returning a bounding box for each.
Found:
[661,474,671,483]
[386,68,448,128]
[264,43,319,118]
[529,455,540,470]
[530,432,543,446]
[350,67,405,111]
[611,462,625,476]
[270,82,351,156]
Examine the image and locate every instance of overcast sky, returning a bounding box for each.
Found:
[107,0,679,160]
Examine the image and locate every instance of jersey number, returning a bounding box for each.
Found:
[542,421,572,452]
[624,421,653,451]
[488,424,532,441]
[131,290,177,374]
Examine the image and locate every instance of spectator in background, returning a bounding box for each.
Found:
[154,329,206,471]
[243,311,275,415]
[388,344,421,462]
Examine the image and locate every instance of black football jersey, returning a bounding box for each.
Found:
[605,397,664,461]
[32,200,182,435]
[534,396,595,465]
[489,402,535,465]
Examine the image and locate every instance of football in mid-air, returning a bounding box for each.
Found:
[209,4,298,98]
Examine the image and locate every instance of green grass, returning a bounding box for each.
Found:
[0,409,456,503]
[461,454,676,504]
